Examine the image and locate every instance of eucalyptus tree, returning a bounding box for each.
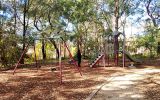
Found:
[30,0,50,60]
[57,0,94,44]
[144,0,159,27]
[0,0,21,67]
[45,0,97,59]
[144,0,159,55]
[132,0,160,57]
[29,0,64,59]
[9,0,36,63]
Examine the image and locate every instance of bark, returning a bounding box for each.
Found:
[20,1,27,64]
[49,39,59,59]
[14,0,16,34]
[114,0,119,66]
[115,0,119,32]
[148,48,153,58]
[63,33,67,58]
[146,0,158,27]
[83,22,89,58]
[42,39,46,60]
[63,41,66,58]
[157,42,160,55]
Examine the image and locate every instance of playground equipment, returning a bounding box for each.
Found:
[113,31,126,66]
[128,62,136,68]
[121,50,141,63]
[90,54,104,67]
[12,35,82,84]
[90,31,141,68]
[89,35,106,68]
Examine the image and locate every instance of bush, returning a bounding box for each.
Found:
[0,33,21,67]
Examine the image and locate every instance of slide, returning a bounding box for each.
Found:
[123,50,141,63]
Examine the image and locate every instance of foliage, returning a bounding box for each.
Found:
[0,28,20,67]
[0,0,159,67]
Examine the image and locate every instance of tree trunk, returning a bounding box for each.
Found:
[20,1,27,64]
[63,42,66,58]
[14,0,16,34]
[149,48,153,58]
[42,39,46,60]
[115,0,119,32]
[157,42,160,56]
[114,0,119,66]
[63,33,67,59]
[83,22,88,58]
[49,39,59,59]
[146,0,158,27]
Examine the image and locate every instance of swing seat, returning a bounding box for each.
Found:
[51,68,56,71]
[68,59,74,64]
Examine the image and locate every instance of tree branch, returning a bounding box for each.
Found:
[34,15,42,31]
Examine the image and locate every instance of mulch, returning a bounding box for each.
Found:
[0,61,118,100]
[0,60,159,100]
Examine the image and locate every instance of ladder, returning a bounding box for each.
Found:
[90,54,104,68]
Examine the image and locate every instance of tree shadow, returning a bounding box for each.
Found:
[0,64,111,100]
[2,59,158,100]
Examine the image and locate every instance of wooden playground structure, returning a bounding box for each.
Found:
[89,31,141,68]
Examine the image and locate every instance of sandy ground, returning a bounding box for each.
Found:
[0,61,118,100]
[92,67,160,100]
[0,60,160,100]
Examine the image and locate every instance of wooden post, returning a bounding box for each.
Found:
[13,41,30,75]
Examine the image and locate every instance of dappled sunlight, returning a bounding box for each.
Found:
[102,84,129,90]
[1,62,160,100]
[119,92,133,97]
[111,80,135,85]
[119,92,144,99]
[112,74,145,81]
[135,68,160,74]
[130,94,144,98]
[0,64,116,100]
[93,67,160,100]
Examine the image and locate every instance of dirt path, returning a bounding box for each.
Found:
[0,63,160,100]
[89,68,160,100]
[0,64,119,100]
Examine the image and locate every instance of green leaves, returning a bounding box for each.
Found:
[0,31,21,67]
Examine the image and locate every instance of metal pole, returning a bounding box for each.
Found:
[123,35,126,68]
[116,37,119,66]
[61,37,82,76]
[13,41,30,75]
[122,14,127,68]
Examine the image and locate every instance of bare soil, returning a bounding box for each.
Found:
[0,60,160,100]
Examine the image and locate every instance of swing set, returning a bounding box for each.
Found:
[13,36,82,84]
